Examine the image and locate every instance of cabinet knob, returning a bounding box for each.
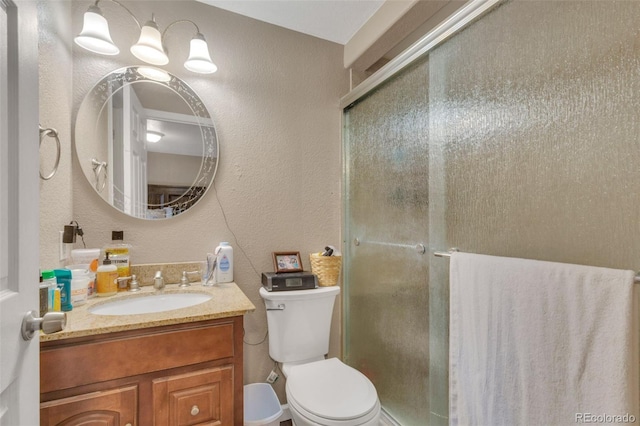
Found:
[191,405,200,416]
[125,423,132,426]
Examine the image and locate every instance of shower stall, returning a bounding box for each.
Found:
[342,1,640,424]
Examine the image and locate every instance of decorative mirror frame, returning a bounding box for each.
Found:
[75,66,218,220]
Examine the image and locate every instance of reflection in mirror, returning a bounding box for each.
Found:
[75,67,218,220]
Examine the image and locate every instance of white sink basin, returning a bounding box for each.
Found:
[88,292,212,316]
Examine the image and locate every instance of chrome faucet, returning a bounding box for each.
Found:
[154,270,165,290]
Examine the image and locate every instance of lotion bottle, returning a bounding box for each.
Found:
[96,252,118,297]
[215,242,233,283]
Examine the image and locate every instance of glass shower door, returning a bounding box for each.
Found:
[343,58,431,425]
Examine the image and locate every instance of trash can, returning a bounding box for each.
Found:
[244,383,283,426]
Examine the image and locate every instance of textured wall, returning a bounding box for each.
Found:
[38,0,73,269]
[39,0,348,401]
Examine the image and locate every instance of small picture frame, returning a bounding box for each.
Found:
[273,251,303,273]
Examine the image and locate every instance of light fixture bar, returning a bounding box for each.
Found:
[74,2,218,74]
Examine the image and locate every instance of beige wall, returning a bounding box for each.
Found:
[147,152,202,187]
[38,0,74,269]
[39,0,348,402]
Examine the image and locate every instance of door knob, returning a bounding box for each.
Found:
[21,310,66,341]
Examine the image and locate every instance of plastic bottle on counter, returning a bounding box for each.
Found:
[71,248,100,267]
[103,242,131,292]
[70,268,89,306]
[215,242,233,284]
[53,288,61,312]
[39,272,48,317]
[96,252,118,297]
[42,269,57,313]
[54,269,73,312]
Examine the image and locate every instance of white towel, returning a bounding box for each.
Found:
[449,252,639,426]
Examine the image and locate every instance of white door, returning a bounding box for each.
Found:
[110,85,148,217]
[122,84,147,218]
[0,0,40,424]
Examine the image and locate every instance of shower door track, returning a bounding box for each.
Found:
[340,0,501,110]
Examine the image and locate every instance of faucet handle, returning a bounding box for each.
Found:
[179,270,199,288]
[180,271,190,288]
[116,276,132,292]
[154,270,165,290]
[128,274,140,292]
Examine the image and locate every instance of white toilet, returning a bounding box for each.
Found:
[259,286,381,426]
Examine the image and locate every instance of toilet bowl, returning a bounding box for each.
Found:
[285,358,381,426]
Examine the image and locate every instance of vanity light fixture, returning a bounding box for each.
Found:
[75,0,218,74]
[146,130,164,143]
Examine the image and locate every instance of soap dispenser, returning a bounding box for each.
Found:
[96,252,118,297]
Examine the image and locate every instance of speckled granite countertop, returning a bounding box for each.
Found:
[41,282,256,342]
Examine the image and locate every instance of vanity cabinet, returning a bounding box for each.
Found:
[152,366,233,425]
[41,385,138,425]
[40,316,244,425]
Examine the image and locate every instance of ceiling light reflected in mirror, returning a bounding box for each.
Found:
[137,66,171,82]
[146,130,164,143]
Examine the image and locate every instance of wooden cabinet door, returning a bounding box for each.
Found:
[40,385,138,426]
[152,366,234,426]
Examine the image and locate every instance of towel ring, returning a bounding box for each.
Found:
[91,158,108,193]
[39,125,61,180]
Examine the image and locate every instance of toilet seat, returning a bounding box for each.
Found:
[286,358,380,425]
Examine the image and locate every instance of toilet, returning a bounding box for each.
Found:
[259,286,381,426]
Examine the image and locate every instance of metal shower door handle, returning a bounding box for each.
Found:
[21,310,67,341]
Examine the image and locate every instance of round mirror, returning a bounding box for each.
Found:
[75,66,218,220]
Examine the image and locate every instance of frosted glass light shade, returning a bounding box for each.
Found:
[184,33,217,74]
[130,20,168,66]
[74,6,119,56]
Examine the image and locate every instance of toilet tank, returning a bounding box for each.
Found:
[259,286,340,363]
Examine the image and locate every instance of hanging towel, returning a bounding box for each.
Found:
[449,252,639,426]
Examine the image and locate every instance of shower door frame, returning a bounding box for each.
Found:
[340,0,500,111]
[340,0,501,423]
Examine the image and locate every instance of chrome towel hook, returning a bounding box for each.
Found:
[91,158,108,192]
[39,125,61,180]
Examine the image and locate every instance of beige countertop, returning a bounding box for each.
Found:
[41,282,256,342]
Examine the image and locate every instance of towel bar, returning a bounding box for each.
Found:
[434,248,640,283]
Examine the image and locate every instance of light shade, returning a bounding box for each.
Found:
[74,6,119,56]
[130,20,168,66]
[146,130,164,143]
[184,33,217,74]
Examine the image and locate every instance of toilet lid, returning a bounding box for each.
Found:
[286,358,378,421]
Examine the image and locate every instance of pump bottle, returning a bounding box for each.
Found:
[96,253,118,297]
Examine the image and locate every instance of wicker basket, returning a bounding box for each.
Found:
[309,253,342,287]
